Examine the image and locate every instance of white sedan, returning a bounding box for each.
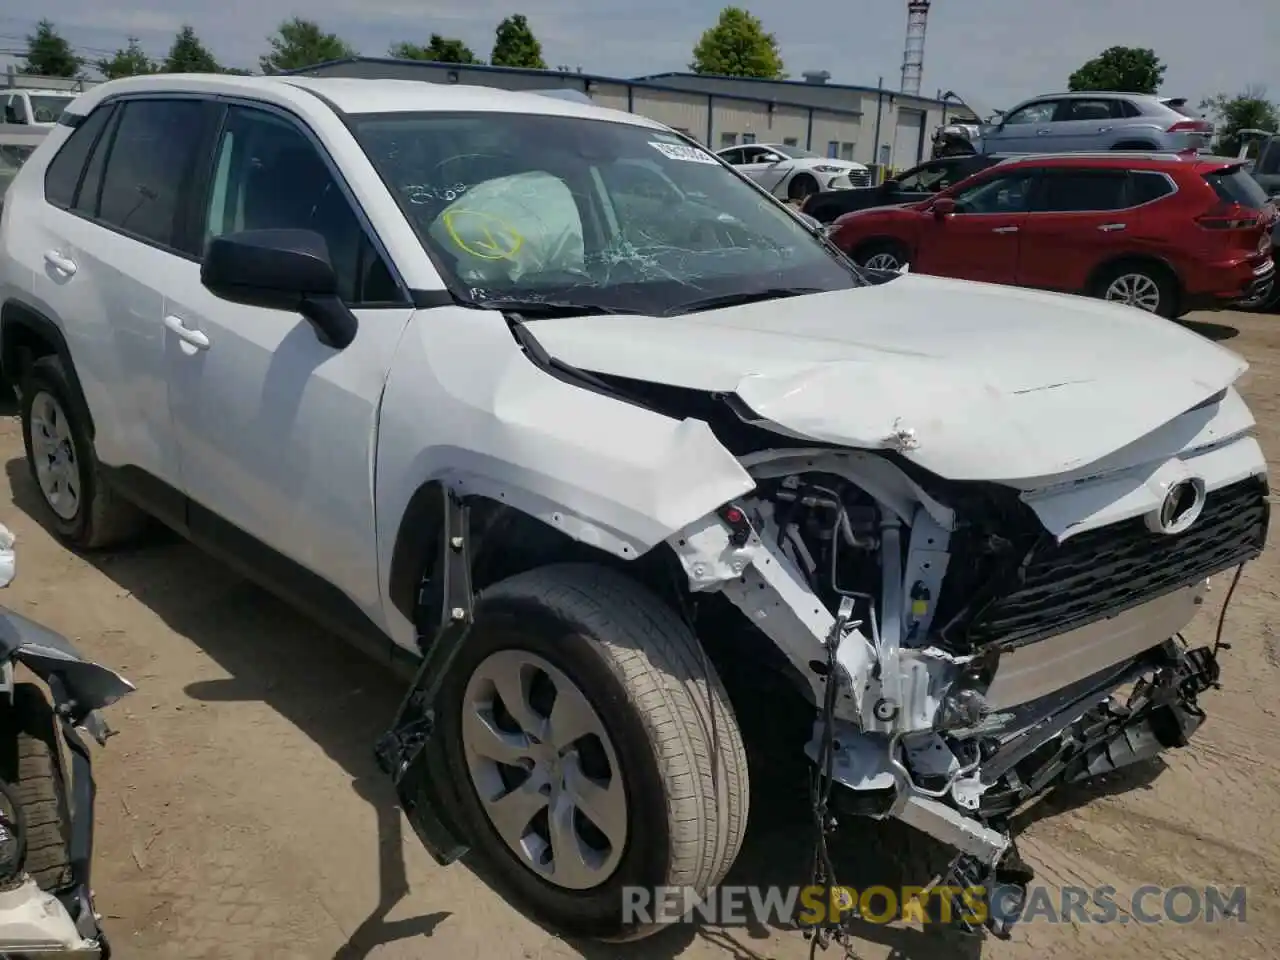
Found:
[715,142,871,201]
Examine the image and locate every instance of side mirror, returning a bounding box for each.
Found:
[793,210,823,233]
[933,197,957,217]
[201,228,357,349]
[763,154,784,165]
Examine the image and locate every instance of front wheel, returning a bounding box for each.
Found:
[434,563,749,940]
[788,174,820,201]
[854,240,911,273]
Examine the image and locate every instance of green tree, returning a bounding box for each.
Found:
[162,26,221,73]
[260,18,356,74]
[96,38,156,80]
[20,20,83,78]
[1199,86,1279,157]
[490,14,546,69]
[390,35,480,64]
[689,7,784,79]
[1067,46,1165,94]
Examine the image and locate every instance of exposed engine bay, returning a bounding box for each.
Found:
[666,447,1268,940]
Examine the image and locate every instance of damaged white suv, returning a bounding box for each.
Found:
[0,74,1270,941]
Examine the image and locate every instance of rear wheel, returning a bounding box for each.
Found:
[0,684,72,892]
[20,356,146,550]
[434,563,749,940]
[1092,262,1177,318]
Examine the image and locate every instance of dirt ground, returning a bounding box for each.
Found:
[1,307,1278,960]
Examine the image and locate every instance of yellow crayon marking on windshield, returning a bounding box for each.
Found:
[442,209,525,261]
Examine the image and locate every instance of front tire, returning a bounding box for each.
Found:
[20,356,146,550]
[435,563,749,940]
[788,174,820,201]
[0,684,72,892]
[854,240,911,272]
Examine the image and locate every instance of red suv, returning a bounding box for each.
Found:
[828,153,1276,318]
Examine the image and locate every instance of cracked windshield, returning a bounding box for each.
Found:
[352,111,863,315]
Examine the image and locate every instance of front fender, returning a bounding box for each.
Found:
[374,307,754,642]
[0,607,134,717]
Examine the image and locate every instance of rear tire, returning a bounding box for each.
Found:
[0,684,72,892]
[434,563,749,940]
[20,355,146,550]
[1091,261,1178,318]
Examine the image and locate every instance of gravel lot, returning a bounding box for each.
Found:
[2,308,1277,960]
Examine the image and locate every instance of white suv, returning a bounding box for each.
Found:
[0,74,1269,941]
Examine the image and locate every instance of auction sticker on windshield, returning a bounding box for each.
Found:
[649,142,719,164]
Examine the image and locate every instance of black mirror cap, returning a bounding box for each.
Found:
[201,228,338,302]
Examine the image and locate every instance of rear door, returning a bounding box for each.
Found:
[1017,168,1137,292]
[915,169,1036,283]
[1049,98,1127,151]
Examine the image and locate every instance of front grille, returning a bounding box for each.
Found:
[847,170,872,187]
[963,476,1269,649]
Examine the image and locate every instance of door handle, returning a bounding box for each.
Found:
[1036,129,1051,136]
[163,314,210,350]
[992,226,1019,234]
[43,250,76,276]
[1098,223,1127,232]
[1097,126,1112,133]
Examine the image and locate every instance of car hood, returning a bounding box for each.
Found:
[523,274,1247,482]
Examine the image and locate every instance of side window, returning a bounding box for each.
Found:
[952,173,1035,214]
[98,99,208,249]
[897,162,949,191]
[1034,172,1129,211]
[1117,100,1143,118]
[1003,101,1057,125]
[718,148,743,165]
[205,106,399,305]
[1259,141,1280,176]
[44,104,115,209]
[74,105,120,217]
[1130,171,1175,205]
[1056,99,1115,122]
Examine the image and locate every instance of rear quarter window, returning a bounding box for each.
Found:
[43,105,115,209]
[1130,171,1175,205]
[1204,167,1271,209]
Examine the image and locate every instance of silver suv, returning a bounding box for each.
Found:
[980,92,1212,154]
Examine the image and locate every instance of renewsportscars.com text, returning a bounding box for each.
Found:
[621,884,1247,927]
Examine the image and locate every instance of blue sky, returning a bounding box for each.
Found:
[2,1,1278,110]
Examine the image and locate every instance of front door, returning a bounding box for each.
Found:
[736,146,791,194]
[915,170,1036,284]
[161,102,414,618]
[985,100,1060,153]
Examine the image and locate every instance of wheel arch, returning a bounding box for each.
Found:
[1086,253,1182,300]
[850,235,912,262]
[386,480,741,638]
[0,300,94,437]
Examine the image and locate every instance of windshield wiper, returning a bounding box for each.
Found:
[469,298,639,317]
[661,287,825,317]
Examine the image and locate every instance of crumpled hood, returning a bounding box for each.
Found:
[524,274,1248,482]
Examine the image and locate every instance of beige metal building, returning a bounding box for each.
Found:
[286,57,959,171]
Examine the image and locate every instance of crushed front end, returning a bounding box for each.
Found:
[667,423,1269,940]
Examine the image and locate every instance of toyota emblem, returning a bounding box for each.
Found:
[1145,479,1207,536]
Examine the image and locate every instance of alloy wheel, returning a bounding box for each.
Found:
[28,391,80,520]
[1104,273,1162,313]
[864,252,904,271]
[461,649,627,890]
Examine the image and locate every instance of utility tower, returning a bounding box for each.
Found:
[900,0,931,96]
